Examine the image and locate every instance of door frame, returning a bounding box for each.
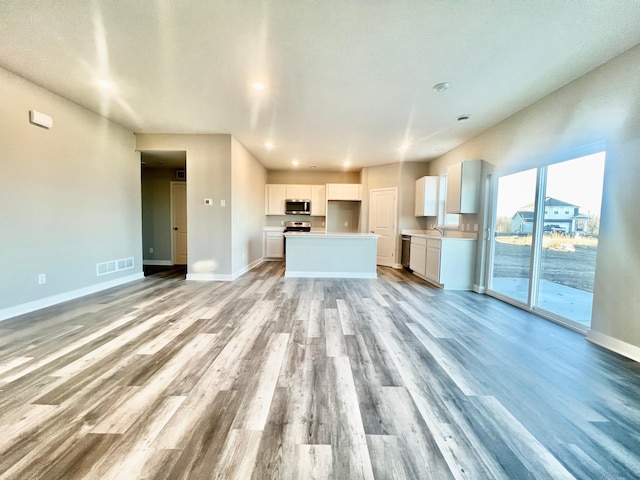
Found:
[170,181,187,265]
[369,187,398,268]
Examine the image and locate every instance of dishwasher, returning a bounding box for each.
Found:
[401,235,412,272]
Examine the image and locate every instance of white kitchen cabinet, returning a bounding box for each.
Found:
[311,185,326,216]
[409,236,427,276]
[425,239,441,284]
[265,184,286,215]
[264,231,284,259]
[326,183,361,201]
[415,176,439,216]
[446,160,481,214]
[285,184,312,200]
[408,235,476,289]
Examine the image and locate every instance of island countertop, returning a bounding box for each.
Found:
[284,231,378,239]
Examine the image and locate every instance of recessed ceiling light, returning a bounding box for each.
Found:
[399,144,410,151]
[432,82,450,93]
[457,114,471,121]
[310,165,317,169]
[252,82,265,90]
[292,160,299,166]
[434,147,445,152]
[343,161,350,167]
[98,80,113,89]
[265,142,274,149]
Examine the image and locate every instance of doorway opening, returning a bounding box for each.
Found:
[488,149,605,330]
[140,150,187,278]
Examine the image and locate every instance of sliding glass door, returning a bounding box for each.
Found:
[490,169,537,305]
[488,151,605,330]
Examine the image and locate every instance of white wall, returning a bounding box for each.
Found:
[427,44,640,357]
[361,162,430,264]
[135,134,233,279]
[231,137,267,275]
[0,67,141,319]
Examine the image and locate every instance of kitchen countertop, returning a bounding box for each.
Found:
[284,232,378,238]
[402,229,477,240]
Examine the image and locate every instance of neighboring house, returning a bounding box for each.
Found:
[512,211,534,233]
[511,197,588,234]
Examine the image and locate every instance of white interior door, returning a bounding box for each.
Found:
[369,188,397,267]
[171,182,187,265]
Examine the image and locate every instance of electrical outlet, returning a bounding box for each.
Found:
[474,224,478,231]
[220,199,226,207]
[38,273,46,284]
[149,247,154,253]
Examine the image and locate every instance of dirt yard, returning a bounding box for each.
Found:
[492,242,597,292]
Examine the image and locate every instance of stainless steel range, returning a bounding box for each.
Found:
[284,221,311,233]
[283,221,311,255]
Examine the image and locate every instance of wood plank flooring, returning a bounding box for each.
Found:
[1,262,639,479]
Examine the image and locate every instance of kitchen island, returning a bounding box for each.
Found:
[284,232,378,278]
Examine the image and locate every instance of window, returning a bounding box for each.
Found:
[565,209,570,214]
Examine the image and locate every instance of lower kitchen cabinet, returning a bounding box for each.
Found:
[409,236,427,276]
[409,236,476,290]
[264,231,284,259]
[425,240,441,284]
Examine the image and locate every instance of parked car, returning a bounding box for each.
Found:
[543,224,564,233]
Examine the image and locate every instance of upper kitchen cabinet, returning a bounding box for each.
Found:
[326,183,361,201]
[285,184,312,200]
[311,185,326,216]
[415,176,439,216]
[446,160,481,214]
[265,184,286,215]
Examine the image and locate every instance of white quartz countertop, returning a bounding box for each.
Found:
[263,226,285,232]
[401,229,477,240]
[284,232,378,238]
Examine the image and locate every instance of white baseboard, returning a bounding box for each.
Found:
[586,330,640,364]
[285,271,377,279]
[0,272,144,322]
[143,260,173,266]
[232,258,264,280]
[393,263,403,269]
[187,258,264,282]
[473,284,487,294]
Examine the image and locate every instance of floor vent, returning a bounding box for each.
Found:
[97,257,134,276]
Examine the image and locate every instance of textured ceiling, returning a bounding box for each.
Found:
[1,1,639,171]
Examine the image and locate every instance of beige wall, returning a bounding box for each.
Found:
[135,134,266,279]
[231,138,267,274]
[267,170,360,184]
[361,161,429,265]
[427,44,640,353]
[135,134,233,279]
[0,66,141,317]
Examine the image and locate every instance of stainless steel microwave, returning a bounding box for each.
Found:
[285,199,311,215]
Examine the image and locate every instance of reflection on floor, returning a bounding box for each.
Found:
[491,277,592,327]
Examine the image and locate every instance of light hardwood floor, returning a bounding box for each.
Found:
[0,262,639,479]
